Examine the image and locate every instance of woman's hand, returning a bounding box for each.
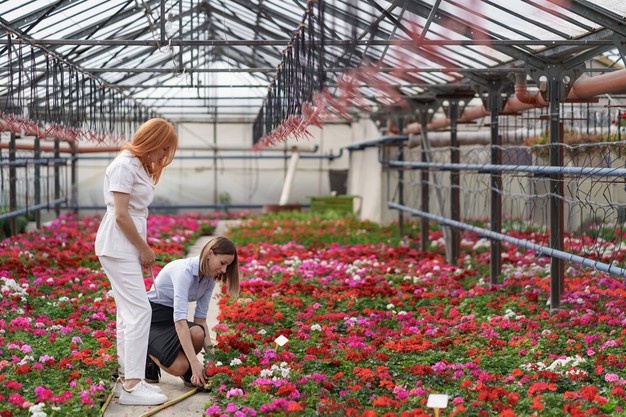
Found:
[189,359,206,387]
[139,247,156,267]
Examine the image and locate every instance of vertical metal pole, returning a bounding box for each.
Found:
[489,89,502,285]
[9,132,17,235]
[419,111,430,252]
[54,138,61,216]
[179,0,183,69]
[71,146,78,214]
[548,69,564,312]
[160,0,166,44]
[34,135,41,228]
[397,118,404,237]
[449,101,460,266]
[213,120,218,209]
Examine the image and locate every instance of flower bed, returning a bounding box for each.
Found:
[0,212,227,417]
[207,216,626,416]
[0,212,625,416]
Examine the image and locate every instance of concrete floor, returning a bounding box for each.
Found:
[101,220,242,417]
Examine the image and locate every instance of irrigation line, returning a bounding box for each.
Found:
[387,160,626,177]
[98,381,117,417]
[388,202,626,278]
[139,388,199,417]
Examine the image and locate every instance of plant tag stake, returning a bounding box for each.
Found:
[427,394,448,417]
[275,335,289,347]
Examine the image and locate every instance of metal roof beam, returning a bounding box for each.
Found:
[0,38,617,47]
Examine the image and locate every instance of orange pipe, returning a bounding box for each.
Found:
[568,71,626,99]
[404,68,626,134]
[513,72,547,107]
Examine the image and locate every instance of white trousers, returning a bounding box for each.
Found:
[99,255,151,380]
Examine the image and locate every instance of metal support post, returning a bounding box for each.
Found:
[9,132,17,235]
[448,100,460,266]
[418,110,430,252]
[547,66,565,312]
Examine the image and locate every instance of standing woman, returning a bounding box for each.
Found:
[95,118,177,406]
[146,236,240,388]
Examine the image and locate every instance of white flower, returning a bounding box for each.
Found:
[259,368,273,378]
[472,238,491,250]
[310,324,322,331]
[28,402,47,417]
[230,358,242,366]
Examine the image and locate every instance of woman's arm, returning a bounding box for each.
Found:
[174,320,206,385]
[112,191,155,266]
[194,318,212,351]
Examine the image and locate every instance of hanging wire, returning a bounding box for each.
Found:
[252,0,326,147]
[1,27,159,144]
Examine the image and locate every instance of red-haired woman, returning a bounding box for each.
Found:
[95,118,177,406]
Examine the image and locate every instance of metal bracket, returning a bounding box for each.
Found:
[471,75,514,113]
[527,63,586,102]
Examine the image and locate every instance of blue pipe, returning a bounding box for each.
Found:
[388,202,626,278]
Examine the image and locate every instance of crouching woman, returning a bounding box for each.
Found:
[146,235,240,388]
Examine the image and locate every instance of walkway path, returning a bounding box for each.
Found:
[102,220,242,417]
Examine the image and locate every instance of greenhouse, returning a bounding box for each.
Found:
[1,1,626,416]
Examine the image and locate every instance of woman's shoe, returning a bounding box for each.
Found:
[114,378,163,397]
[118,380,168,406]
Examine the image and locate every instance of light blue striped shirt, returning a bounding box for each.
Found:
[147,256,216,322]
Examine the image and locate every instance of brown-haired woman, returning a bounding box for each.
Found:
[146,235,240,388]
[95,117,178,406]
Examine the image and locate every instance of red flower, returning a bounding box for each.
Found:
[15,364,30,375]
[527,381,556,396]
[372,395,394,407]
[276,383,296,397]
[530,395,543,411]
[287,401,305,412]
[578,385,598,401]
[611,386,626,399]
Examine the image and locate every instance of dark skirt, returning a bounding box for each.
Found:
[148,301,204,367]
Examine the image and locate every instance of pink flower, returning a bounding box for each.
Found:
[226,388,244,398]
[452,396,464,405]
[8,393,25,406]
[605,373,620,383]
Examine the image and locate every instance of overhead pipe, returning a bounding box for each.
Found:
[0,142,321,154]
[513,72,547,106]
[0,141,111,153]
[568,70,626,99]
[404,68,626,135]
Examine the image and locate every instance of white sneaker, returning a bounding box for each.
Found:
[114,379,163,397]
[118,380,168,406]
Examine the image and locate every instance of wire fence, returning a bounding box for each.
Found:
[0,149,69,236]
[385,122,626,311]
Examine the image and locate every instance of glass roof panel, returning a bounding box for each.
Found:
[0,0,625,125]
